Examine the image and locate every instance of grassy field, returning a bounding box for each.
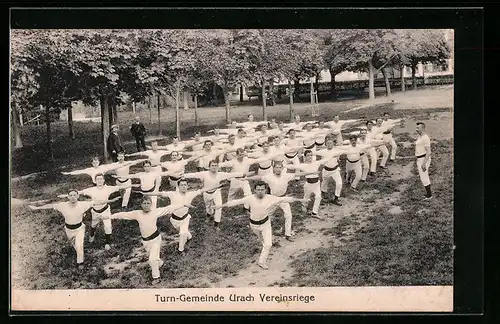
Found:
[10,86,454,289]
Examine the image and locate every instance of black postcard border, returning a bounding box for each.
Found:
[6,4,486,320]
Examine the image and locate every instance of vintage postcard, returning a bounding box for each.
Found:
[10,11,456,312]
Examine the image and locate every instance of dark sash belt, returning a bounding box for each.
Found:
[416,154,426,159]
[347,159,360,163]
[304,143,315,149]
[65,222,82,230]
[306,177,320,184]
[171,212,189,221]
[116,178,129,183]
[92,204,110,213]
[205,188,218,194]
[169,176,181,181]
[141,186,156,193]
[285,152,298,158]
[383,131,391,134]
[315,141,325,146]
[250,216,269,225]
[360,153,365,156]
[259,164,271,170]
[324,165,339,171]
[142,229,160,241]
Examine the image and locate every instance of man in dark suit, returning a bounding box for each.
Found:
[130,116,147,152]
[107,124,124,162]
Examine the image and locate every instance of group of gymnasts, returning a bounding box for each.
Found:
[28,112,433,284]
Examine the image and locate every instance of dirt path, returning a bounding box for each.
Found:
[213,162,414,288]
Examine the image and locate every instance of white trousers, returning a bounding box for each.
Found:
[368,147,378,172]
[376,145,389,167]
[416,157,432,186]
[321,168,342,197]
[303,180,322,213]
[346,160,362,189]
[142,235,162,279]
[277,202,293,236]
[170,215,192,252]
[285,154,301,179]
[360,154,370,180]
[228,178,252,209]
[91,206,112,234]
[65,224,85,264]
[203,190,223,222]
[117,179,132,207]
[383,133,398,159]
[250,221,272,264]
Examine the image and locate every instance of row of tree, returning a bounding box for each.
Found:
[10,29,450,165]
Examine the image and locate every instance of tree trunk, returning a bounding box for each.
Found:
[213,83,218,106]
[175,81,181,138]
[44,104,54,167]
[132,101,136,114]
[261,78,267,121]
[310,78,314,105]
[288,79,294,122]
[148,95,152,124]
[108,96,114,130]
[112,99,118,124]
[239,84,244,102]
[368,61,376,100]
[315,73,320,93]
[194,94,198,127]
[19,109,24,127]
[224,82,231,124]
[183,90,189,110]
[400,63,406,92]
[411,63,417,90]
[100,95,110,162]
[329,70,337,100]
[157,93,162,135]
[269,79,275,106]
[12,104,23,148]
[382,68,392,96]
[68,105,74,139]
[293,77,300,102]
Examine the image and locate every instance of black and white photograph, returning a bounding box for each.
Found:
[10,11,462,311]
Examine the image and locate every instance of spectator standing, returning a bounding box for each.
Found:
[107,124,124,162]
[131,116,147,152]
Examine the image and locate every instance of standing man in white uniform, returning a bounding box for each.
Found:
[102,197,185,284]
[285,150,330,219]
[381,112,398,161]
[247,161,318,241]
[282,129,303,180]
[183,160,245,230]
[144,180,221,254]
[58,173,128,250]
[29,189,107,269]
[219,148,277,209]
[113,152,147,208]
[214,181,308,270]
[415,122,433,200]
[357,129,371,183]
[160,151,203,189]
[372,118,390,170]
[113,160,181,209]
[315,136,345,206]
